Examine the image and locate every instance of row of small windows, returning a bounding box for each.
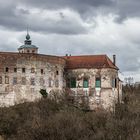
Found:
[67,77,101,88]
[67,77,117,88]
[20,50,36,53]
[4,67,59,75]
[5,67,43,74]
[0,77,59,87]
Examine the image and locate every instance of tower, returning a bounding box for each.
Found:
[18,32,38,54]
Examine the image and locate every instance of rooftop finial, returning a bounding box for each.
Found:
[24,26,32,45]
[26,26,30,40]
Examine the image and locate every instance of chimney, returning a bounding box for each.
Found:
[113,55,116,65]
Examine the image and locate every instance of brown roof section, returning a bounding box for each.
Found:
[63,55,119,70]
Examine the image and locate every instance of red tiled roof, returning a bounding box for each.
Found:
[63,55,118,70]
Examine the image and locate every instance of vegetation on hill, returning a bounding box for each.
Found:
[0,85,139,140]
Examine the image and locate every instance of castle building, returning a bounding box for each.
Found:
[0,33,122,110]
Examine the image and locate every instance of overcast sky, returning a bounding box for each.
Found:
[0,0,140,82]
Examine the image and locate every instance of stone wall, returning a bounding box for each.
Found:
[0,52,66,106]
[65,68,121,110]
[0,52,122,110]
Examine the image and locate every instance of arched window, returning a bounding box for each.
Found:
[27,50,30,53]
[83,78,89,88]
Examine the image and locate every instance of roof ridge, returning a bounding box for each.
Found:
[63,54,106,57]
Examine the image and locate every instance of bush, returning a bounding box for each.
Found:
[40,89,48,98]
[0,86,139,140]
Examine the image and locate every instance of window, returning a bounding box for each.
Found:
[31,68,35,73]
[115,78,117,88]
[55,79,59,87]
[13,77,17,85]
[56,70,59,75]
[40,78,45,86]
[31,78,35,85]
[14,68,17,73]
[32,50,35,53]
[41,69,44,75]
[0,76,2,84]
[5,67,9,72]
[49,78,52,87]
[27,50,30,53]
[83,78,89,88]
[5,76,9,84]
[22,77,26,85]
[112,78,117,88]
[22,68,26,73]
[70,77,76,88]
[112,78,115,88]
[95,77,101,88]
[5,86,9,92]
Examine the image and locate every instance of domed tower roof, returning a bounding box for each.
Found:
[18,32,38,54]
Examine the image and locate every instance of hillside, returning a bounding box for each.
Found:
[0,86,139,140]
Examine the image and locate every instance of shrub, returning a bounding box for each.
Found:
[40,89,48,98]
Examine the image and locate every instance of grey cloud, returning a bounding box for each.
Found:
[22,0,114,10]
[0,0,139,34]
[21,0,140,20]
[116,0,140,19]
[0,5,87,35]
